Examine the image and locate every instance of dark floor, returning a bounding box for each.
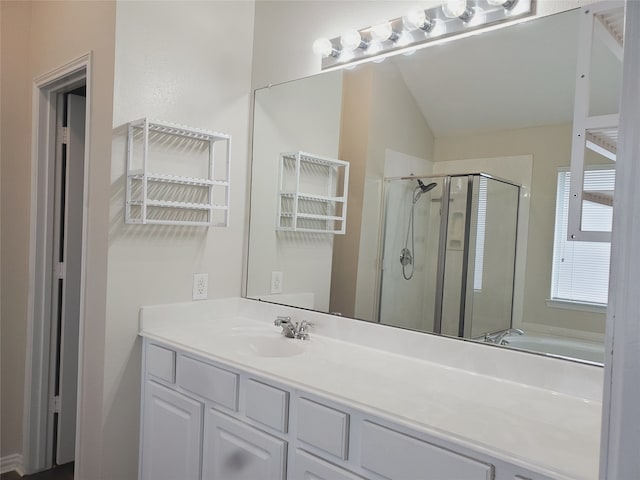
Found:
[1,463,74,480]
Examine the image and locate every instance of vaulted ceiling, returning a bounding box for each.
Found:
[391,9,622,138]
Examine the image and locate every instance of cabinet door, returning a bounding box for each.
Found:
[293,450,364,480]
[140,381,203,480]
[203,409,286,480]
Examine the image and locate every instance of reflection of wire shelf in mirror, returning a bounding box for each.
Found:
[277,151,349,234]
[568,2,623,241]
[125,118,231,226]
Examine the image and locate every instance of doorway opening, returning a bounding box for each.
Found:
[49,87,86,470]
[23,55,91,476]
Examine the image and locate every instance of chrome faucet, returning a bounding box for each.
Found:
[274,316,314,340]
[484,328,525,345]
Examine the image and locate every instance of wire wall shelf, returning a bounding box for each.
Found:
[125,118,231,227]
[277,151,349,234]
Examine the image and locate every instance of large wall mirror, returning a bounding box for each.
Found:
[246,6,622,365]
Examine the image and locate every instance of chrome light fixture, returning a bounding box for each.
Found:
[313,0,534,69]
[487,0,519,9]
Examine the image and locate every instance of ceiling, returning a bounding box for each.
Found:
[391,9,622,138]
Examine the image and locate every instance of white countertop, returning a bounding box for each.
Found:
[140,297,602,480]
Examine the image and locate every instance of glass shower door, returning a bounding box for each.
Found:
[463,175,519,338]
[378,177,444,332]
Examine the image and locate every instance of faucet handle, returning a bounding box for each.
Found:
[298,320,315,332]
[295,320,314,340]
[274,315,292,326]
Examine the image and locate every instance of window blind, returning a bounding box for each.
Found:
[473,177,488,290]
[551,169,613,305]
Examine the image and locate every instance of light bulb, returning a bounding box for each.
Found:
[340,29,363,51]
[403,10,434,32]
[404,10,426,30]
[370,22,394,42]
[442,0,468,18]
[312,38,334,58]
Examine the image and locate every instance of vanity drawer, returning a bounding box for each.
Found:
[145,343,176,383]
[296,397,349,460]
[360,421,494,480]
[177,355,238,411]
[293,450,365,480]
[245,379,289,433]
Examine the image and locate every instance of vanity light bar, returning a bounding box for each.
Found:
[315,0,534,70]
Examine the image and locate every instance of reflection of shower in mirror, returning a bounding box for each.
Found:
[401,179,437,280]
[380,173,519,339]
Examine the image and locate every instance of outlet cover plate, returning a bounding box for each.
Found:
[271,271,283,294]
[193,273,208,300]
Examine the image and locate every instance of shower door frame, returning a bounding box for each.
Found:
[376,173,520,338]
[461,174,521,339]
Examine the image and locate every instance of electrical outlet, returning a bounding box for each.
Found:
[271,271,283,294]
[192,273,208,300]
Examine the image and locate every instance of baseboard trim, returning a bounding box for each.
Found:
[0,454,24,476]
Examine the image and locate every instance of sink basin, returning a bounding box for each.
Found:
[219,330,307,358]
[243,335,306,358]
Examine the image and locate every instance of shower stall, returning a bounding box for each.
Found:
[378,173,520,339]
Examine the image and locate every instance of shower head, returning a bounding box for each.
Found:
[413,179,437,203]
[417,179,437,193]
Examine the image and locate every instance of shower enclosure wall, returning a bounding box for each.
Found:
[378,173,519,339]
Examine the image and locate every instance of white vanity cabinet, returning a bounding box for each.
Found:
[139,339,561,480]
[140,381,203,480]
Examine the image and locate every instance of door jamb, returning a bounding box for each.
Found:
[23,53,92,475]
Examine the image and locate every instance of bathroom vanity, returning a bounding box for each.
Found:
[138,298,602,480]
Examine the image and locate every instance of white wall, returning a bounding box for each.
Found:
[0,2,116,473]
[247,71,344,310]
[103,2,255,478]
[1,1,33,460]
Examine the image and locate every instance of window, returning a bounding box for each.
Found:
[473,177,487,290]
[550,169,614,305]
